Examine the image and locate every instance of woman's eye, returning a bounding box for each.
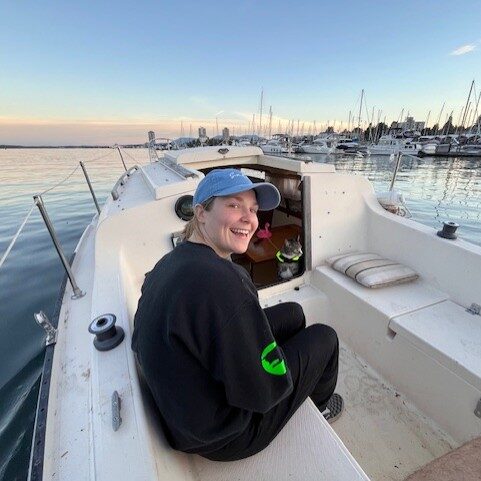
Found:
[229,203,239,208]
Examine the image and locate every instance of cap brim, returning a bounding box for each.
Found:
[215,182,281,211]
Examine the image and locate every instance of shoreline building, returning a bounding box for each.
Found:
[222,127,230,143]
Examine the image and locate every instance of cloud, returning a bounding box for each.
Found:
[450,44,476,56]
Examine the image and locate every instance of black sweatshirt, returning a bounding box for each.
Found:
[131,241,293,454]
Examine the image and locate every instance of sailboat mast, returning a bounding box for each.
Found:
[357,89,364,134]
[460,80,475,129]
[259,88,263,137]
[424,111,431,135]
[436,102,445,135]
[268,107,273,139]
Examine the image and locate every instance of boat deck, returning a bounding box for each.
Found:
[333,344,457,481]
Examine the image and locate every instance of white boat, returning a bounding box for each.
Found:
[260,139,288,154]
[295,139,334,154]
[368,136,421,156]
[29,145,481,481]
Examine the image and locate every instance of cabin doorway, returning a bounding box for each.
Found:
[199,165,305,289]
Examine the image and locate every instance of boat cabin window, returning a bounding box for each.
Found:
[197,165,305,289]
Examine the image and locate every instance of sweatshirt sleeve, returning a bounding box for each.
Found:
[210,298,293,413]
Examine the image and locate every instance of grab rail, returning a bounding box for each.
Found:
[111,165,139,200]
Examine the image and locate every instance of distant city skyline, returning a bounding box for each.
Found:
[1,0,480,145]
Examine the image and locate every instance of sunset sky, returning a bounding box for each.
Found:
[1,0,480,145]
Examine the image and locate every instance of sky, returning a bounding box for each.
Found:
[1,0,480,145]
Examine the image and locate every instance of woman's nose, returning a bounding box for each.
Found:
[241,207,257,223]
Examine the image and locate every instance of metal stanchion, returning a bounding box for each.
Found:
[116,146,128,172]
[389,152,402,191]
[79,161,101,214]
[33,195,85,299]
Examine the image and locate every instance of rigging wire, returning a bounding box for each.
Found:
[0,204,36,271]
[38,163,81,196]
[1,148,116,271]
[38,150,115,196]
[120,147,138,164]
[81,149,115,164]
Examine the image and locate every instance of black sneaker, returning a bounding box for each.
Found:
[321,393,344,424]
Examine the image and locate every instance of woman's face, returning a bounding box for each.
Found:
[197,190,259,258]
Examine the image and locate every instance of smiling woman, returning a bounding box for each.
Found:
[191,191,259,257]
[131,167,343,462]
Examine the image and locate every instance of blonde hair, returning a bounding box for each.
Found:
[181,197,215,240]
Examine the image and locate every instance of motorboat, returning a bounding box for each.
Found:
[295,139,334,154]
[368,136,421,156]
[29,145,481,481]
[260,139,288,154]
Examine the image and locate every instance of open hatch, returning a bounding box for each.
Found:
[196,164,305,289]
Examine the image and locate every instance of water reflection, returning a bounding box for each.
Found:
[296,152,481,245]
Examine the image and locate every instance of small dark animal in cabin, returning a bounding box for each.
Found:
[276,236,303,279]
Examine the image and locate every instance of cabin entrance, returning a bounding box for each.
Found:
[199,165,305,289]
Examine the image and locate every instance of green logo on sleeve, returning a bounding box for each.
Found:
[261,341,287,376]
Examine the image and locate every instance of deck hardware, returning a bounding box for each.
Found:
[112,391,122,431]
[466,303,481,315]
[389,152,420,192]
[111,166,139,200]
[88,314,124,351]
[160,158,197,179]
[175,195,194,221]
[33,195,85,300]
[218,148,229,155]
[475,398,481,418]
[34,311,57,346]
[79,161,101,214]
[437,221,459,240]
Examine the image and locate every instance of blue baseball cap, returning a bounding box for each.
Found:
[193,168,280,211]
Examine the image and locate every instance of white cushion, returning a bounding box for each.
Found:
[326,252,418,288]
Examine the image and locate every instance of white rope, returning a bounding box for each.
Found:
[0,204,36,270]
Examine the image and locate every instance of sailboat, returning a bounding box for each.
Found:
[29,142,481,481]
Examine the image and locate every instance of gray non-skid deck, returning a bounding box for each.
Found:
[333,344,458,481]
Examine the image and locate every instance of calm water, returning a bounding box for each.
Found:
[1,148,481,480]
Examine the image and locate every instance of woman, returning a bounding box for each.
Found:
[132,168,342,461]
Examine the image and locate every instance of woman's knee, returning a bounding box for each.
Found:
[287,302,305,326]
[308,324,338,350]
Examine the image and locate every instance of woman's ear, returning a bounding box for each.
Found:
[195,204,206,223]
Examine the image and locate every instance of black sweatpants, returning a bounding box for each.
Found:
[203,302,339,461]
